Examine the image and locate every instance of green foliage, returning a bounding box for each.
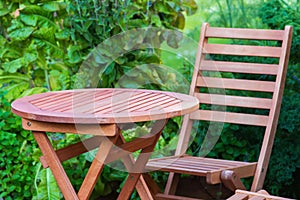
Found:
[0,0,72,99]
[185,0,266,31]
[259,0,300,64]
[69,0,197,89]
[263,66,300,197]
[0,91,39,199]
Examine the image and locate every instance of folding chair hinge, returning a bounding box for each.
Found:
[221,170,246,192]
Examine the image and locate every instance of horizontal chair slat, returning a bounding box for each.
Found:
[190,110,269,126]
[195,93,272,109]
[148,159,223,170]
[149,157,230,169]
[200,60,278,75]
[206,27,285,40]
[197,77,275,92]
[203,43,282,58]
[146,162,208,176]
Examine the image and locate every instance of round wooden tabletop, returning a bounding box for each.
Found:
[11,88,199,124]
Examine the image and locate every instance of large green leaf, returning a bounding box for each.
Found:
[151,14,162,26]
[33,167,61,200]
[0,8,10,16]
[3,81,30,101]
[42,1,67,12]
[20,6,58,29]
[182,0,198,15]
[55,29,70,40]
[20,87,48,97]
[0,46,22,59]
[2,58,24,73]
[7,20,23,33]
[49,70,61,90]
[34,38,64,59]
[0,74,30,84]
[24,52,37,65]
[8,27,35,41]
[20,5,52,19]
[20,14,38,26]
[33,27,56,44]
[67,45,82,64]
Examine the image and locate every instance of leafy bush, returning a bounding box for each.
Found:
[0,91,39,199]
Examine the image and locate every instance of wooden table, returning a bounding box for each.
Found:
[11,88,199,200]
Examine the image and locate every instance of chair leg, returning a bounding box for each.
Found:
[140,174,161,199]
[164,172,180,195]
[221,170,246,191]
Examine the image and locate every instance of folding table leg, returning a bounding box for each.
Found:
[117,120,167,200]
[117,136,159,200]
[122,155,159,200]
[32,131,79,200]
[33,124,120,200]
[78,134,120,200]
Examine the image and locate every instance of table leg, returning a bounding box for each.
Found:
[33,131,79,200]
[114,138,155,200]
[117,146,158,200]
[117,119,167,200]
[117,136,160,200]
[33,124,120,200]
[78,132,120,200]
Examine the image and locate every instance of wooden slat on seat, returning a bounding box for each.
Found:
[197,77,275,92]
[190,110,269,126]
[205,27,285,40]
[200,60,278,75]
[146,155,257,184]
[195,93,272,109]
[203,44,282,58]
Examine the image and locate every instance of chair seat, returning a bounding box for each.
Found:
[146,155,257,184]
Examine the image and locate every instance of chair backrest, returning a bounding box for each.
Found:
[175,23,293,191]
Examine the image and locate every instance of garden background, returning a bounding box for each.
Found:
[0,0,299,199]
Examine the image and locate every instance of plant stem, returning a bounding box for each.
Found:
[44,69,51,91]
[226,0,233,27]
[215,0,227,27]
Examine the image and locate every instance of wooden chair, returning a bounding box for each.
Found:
[145,23,293,199]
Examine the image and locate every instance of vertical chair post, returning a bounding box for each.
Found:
[251,25,293,192]
[164,22,210,197]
